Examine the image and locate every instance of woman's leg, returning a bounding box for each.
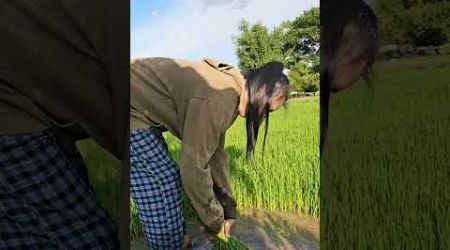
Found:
[130,129,184,249]
[0,130,119,249]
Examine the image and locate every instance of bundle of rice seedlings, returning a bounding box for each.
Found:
[214,237,249,250]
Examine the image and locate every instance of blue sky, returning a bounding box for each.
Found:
[131,0,319,66]
[131,0,168,28]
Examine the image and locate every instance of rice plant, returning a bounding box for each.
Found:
[214,237,250,250]
[322,53,450,249]
[224,99,319,216]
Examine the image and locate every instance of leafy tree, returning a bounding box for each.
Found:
[282,7,319,69]
[234,7,320,92]
[377,0,449,47]
[234,20,284,72]
[403,3,448,47]
[288,62,319,92]
[377,0,409,44]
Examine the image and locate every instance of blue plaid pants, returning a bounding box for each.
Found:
[130,129,184,249]
[0,130,119,249]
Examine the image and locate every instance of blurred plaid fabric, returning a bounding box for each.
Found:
[0,130,119,249]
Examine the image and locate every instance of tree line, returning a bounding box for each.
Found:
[378,0,450,47]
[233,7,319,93]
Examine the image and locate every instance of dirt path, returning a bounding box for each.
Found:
[131,209,319,250]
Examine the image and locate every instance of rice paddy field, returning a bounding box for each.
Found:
[77,48,450,249]
[322,50,450,249]
[76,96,319,249]
[129,97,320,247]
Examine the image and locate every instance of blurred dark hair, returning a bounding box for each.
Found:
[245,62,290,160]
[320,0,379,155]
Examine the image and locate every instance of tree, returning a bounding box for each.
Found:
[282,7,319,69]
[403,3,448,47]
[377,0,409,44]
[288,62,319,92]
[377,0,450,47]
[234,20,284,72]
[234,7,320,92]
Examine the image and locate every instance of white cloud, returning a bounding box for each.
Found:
[201,0,251,9]
[201,0,234,7]
[231,0,251,9]
[131,0,318,66]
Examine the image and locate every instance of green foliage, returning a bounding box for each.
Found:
[282,7,319,69]
[377,0,450,46]
[404,3,448,47]
[377,0,409,44]
[130,199,144,241]
[288,62,319,92]
[234,8,319,91]
[234,20,285,72]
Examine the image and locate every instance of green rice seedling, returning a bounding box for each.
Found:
[214,237,249,250]
[322,53,450,249]
[130,199,144,241]
[214,230,249,250]
[225,99,319,216]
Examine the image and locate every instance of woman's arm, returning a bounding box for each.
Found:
[210,134,237,220]
[179,98,230,234]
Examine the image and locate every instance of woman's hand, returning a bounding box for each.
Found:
[223,219,235,238]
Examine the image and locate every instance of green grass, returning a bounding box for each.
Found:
[77,140,121,224]
[131,98,320,241]
[130,198,144,241]
[322,54,450,249]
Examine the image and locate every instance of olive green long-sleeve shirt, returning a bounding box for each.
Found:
[1,1,130,248]
[0,0,129,160]
[130,57,245,233]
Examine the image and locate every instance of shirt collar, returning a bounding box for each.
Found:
[203,58,246,94]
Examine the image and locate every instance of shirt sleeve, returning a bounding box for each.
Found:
[210,134,238,220]
[179,98,230,234]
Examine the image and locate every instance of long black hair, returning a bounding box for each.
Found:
[320,0,379,155]
[245,61,290,160]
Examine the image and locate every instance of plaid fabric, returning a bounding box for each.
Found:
[130,129,184,249]
[0,130,119,249]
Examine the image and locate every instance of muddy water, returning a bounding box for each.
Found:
[222,209,319,250]
[131,209,319,250]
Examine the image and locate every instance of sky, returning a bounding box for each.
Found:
[131,0,319,66]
